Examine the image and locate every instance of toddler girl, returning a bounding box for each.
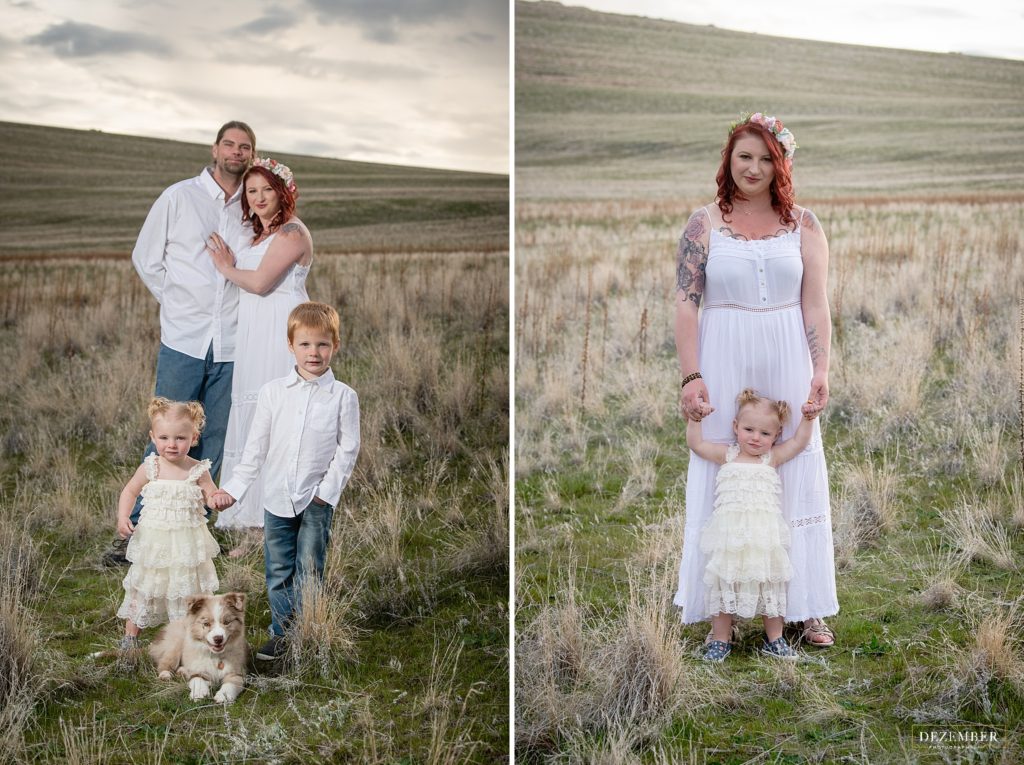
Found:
[686,389,817,661]
[115,397,221,650]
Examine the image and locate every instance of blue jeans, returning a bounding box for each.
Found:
[130,342,233,524]
[264,502,334,637]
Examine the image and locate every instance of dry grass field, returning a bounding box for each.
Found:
[514,2,1024,762]
[0,126,509,762]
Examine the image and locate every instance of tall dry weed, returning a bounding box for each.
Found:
[515,560,590,755]
[594,570,685,736]
[0,517,44,763]
[286,573,362,679]
[941,496,1016,571]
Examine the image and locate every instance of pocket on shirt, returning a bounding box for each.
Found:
[307,403,337,433]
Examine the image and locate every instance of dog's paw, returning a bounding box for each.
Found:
[214,683,242,704]
[188,678,211,701]
[158,670,173,681]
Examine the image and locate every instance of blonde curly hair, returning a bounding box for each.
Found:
[147,397,206,434]
[735,388,790,427]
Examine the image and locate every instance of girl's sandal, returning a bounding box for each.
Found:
[800,619,835,647]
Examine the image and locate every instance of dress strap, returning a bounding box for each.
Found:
[761,451,773,465]
[188,458,213,482]
[702,205,714,225]
[144,453,159,481]
[725,444,740,463]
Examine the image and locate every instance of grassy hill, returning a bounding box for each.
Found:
[516,0,1024,199]
[0,120,508,257]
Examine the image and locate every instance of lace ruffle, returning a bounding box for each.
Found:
[117,572,219,628]
[704,579,787,619]
[700,510,791,553]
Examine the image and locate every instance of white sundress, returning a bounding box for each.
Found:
[673,206,839,624]
[700,445,791,619]
[216,233,310,530]
[117,455,219,628]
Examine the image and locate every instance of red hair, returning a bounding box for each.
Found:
[715,122,795,226]
[241,165,297,242]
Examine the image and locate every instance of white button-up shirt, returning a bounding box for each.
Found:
[132,168,247,361]
[221,368,360,517]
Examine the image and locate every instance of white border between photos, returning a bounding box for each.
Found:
[507,0,517,761]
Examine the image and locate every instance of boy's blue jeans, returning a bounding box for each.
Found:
[264,502,334,637]
[130,343,233,524]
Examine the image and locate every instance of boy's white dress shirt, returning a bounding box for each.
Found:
[132,168,247,361]
[221,367,360,516]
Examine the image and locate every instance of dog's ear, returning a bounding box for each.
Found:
[186,595,208,614]
[225,592,247,612]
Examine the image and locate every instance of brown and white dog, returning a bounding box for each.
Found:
[149,592,248,703]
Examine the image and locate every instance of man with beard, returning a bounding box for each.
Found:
[103,121,256,565]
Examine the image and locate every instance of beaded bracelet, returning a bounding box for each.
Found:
[680,371,702,389]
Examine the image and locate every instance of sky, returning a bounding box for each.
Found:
[0,0,509,174]
[543,0,1024,61]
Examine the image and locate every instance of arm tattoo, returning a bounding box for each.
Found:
[801,209,821,233]
[676,214,707,307]
[805,323,825,364]
[281,222,300,234]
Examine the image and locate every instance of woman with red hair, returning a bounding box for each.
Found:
[206,158,314,551]
[672,114,837,657]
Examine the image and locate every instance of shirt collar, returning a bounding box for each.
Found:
[286,366,336,389]
[199,166,242,204]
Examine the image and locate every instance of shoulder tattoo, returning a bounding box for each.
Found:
[281,222,301,234]
[801,209,821,233]
[676,213,708,307]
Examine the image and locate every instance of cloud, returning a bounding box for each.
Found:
[232,5,301,35]
[304,0,505,43]
[26,21,173,58]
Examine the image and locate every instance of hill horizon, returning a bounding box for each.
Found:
[516,0,1024,200]
[0,120,508,258]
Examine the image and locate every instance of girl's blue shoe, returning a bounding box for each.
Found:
[702,639,732,662]
[760,636,798,659]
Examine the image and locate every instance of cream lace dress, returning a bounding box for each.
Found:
[117,455,220,628]
[699,445,791,619]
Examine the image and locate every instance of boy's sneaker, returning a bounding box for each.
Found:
[761,636,798,659]
[256,635,287,661]
[102,537,130,567]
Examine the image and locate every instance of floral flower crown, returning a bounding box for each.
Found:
[730,112,797,161]
[250,156,298,196]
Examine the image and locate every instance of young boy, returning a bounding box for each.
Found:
[211,302,359,660]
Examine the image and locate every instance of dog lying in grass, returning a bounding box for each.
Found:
[149,592,248,703]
